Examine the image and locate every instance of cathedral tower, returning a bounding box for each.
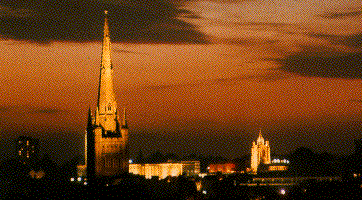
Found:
[250,129,271,173]
[87,11,129,178]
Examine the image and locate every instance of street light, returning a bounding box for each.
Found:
[280,188,286,195]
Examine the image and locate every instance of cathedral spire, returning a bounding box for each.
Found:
[258,128,262,138]
[85,10,129,179]
[257,128,264,144]
[96,10,118,132]
[101,10,111,70]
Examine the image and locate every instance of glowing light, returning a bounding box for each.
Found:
[280,189,286,195]
[70,177,75,182]
[202,190,207,195]
[129,159,133,164]
[77,177,82,182]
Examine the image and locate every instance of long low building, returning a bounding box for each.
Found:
[129,160,200,179]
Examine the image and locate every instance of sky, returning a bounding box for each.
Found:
[1,0,362,163]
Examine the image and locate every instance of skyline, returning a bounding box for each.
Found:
[1,0,362,163]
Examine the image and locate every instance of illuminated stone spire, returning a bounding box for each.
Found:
[85,10,129,180]
[257,128,264,144]
[96,10,118,132]
[100,10,111,71]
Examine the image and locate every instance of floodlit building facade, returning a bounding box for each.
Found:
[207,163,236,174]
[129,161,200,179]
[268,158,289,171]
[251,129,271,173]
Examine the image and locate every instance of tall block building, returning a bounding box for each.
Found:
[16,136,39,164]
[86,11,129,178]
[251,129,271,173]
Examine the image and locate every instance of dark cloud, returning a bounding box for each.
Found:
[320,10,362,19]
[0,0,207,44]
[309,33,362,49]
[342,34,362,48]
[277,47,362,79]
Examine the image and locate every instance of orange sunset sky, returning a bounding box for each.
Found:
[1,0,362,163]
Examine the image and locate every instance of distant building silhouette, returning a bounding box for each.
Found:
[85,11,129,179]
[354,139,362,155]
[250,129,271,173]
[16,136,39,165]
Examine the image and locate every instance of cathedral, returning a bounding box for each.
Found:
[86,11,129,178]
[250,129,271,173]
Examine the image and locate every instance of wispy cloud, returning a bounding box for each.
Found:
[349,99,362,104]
[320,10,362,19]
[0,105,68,115]
[141,71,291,91]
[221,37,279,46]
[113,48,150,55]
[31,108,66,115]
